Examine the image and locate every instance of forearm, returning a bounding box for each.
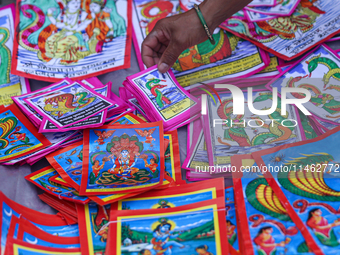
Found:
[199,0,252,30]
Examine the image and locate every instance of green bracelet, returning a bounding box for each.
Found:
[193,4,215,45]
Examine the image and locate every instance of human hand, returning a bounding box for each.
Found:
[141,7,211,73]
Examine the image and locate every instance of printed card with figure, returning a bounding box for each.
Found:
[252,126,340,254]
[127,66,199,124]
[225,186,240,254]
[46,142,140,205]
[46,141,84,190]
[112,178,225,211]
[12,0,132,81]
[132,0,270,88]
[12,79,72,126]
[0,4,30,107]
[203,89,303,168]
[6,216,80,251]
[0,104,50,163]
[161,130,185,187]
[40,84,112,132]
[244,0,300,16]
[25,166,91,204]
[0,191,79,254]
[220,1,340,60]
[5,237,81,255]
[231,154,313,255]
[24,81,114,129]
[81,122,165,195]
[107,198,228,255]
[267,44,340,127]
[77,203,110,255]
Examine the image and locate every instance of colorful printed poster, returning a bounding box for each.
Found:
[0,4,30,107]
[114,178,225,210]
[203,89,303,167]
[12,79,72,126]
[0,104,50,163]
[184,119,212,181]
[252,125,340,254]
[108,112,146,125]
[6,237,81,255]
[126,66,199,123]
[24,81,114,129]
[231,154,313,255]
[243,9,278,23]
[47,141,84,190]
[46,141,141,206]
[132,0,269,88]
[81,122,165,195]
[76,203,110,255]
[244,0,300,16]
[220,1,340,60]
[268,44,340,126]
[248,0,277,7]
[46,114,147,191]
[7,216,80,250]
[46,142,138,205]
[25,166,91,204]
[50,174,73,188]
[107,198,229,255]
[182,119,210,174]
[225,187,239,253]
[0,191,79,254]
[162,130,185,186]
[3,130,76,166]
[249,53,281,78]
[40,85,113,132]
[12,0,132,81]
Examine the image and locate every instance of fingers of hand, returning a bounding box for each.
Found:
[142,29,169,68]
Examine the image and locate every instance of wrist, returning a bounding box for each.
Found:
[199,0,220,30]
[199,0,253,29]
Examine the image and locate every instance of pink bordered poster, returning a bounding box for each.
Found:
[0,4,30,106]
[12,0,132,82]
[133,0,269,88]
[267,44,340,127]
[244,0,300,16]
[220,0,340,61]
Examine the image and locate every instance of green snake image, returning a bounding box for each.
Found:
[0,27,11,85]
[278,153,340,201]
[217,94,296,147]
[246,178,292,222]
[0,117,18,150]
[44,92,96,117]
[307,54,340,87]
[288,76,340,118]
[277,153,340,247]
[146,79,171,108]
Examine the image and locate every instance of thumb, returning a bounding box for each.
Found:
[158,41,182,73]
